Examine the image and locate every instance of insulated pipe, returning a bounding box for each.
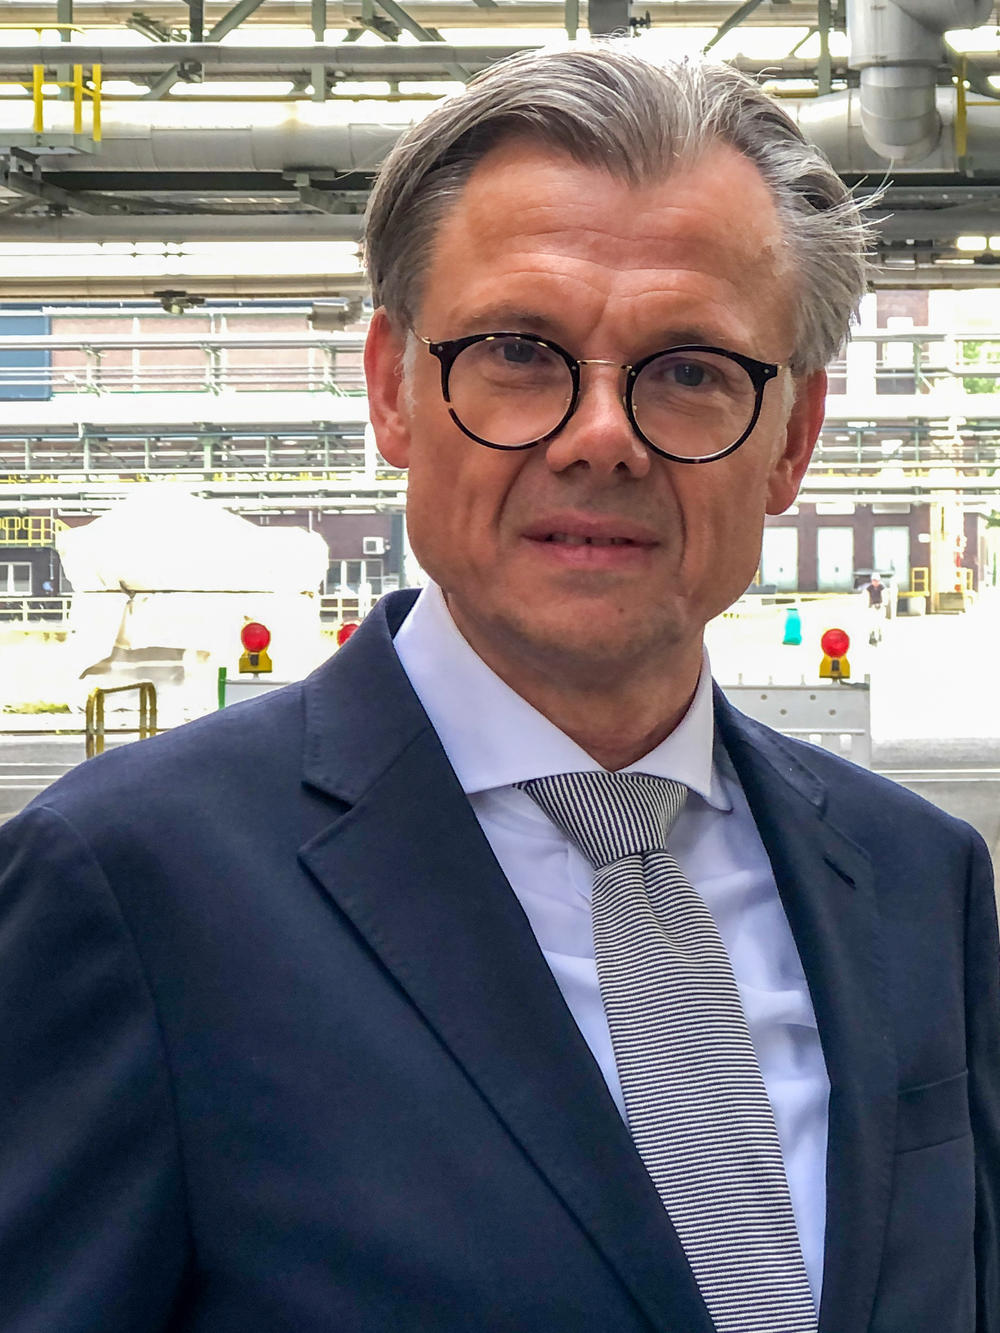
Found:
[0,43,529,77]
[12,86,1000,183]
[0,213,365,239]
[3,103,415,174]
[846,0,990,164]
[0,2,825,27]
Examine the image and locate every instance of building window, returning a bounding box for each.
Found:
[0,563,32,594]
[326,558,384,595]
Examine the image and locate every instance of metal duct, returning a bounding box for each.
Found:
[16,89,1000,183]
[846,0,991,164]
[15,89,1000,245]
[0,2,828,25]
[0,273,368,300]
[2,102,415,174]
[0,42,529,78]
[0,214,364,240]
[792,84,998,176]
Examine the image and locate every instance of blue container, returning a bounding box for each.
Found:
[782,606,802,646]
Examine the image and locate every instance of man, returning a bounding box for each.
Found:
[861,571,885,644]
[1,46,997,1333]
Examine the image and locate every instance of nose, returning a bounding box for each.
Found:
[543,362,652,479]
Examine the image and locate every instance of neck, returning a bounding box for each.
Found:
[521,679,700,770]
[443,598,704,770]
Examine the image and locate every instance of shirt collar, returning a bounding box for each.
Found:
[392,581,731,811]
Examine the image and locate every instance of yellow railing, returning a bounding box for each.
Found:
[0,515,66,547]
[85,682,157,759]
[2,61,102,141]
[910,566,930,595]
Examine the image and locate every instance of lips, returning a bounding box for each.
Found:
[521,518,658,569]
[523,518,659,548]
[543,534,638,546]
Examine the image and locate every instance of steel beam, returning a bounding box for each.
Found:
[372,0,440,39]
[873,203,1000,241]
[56,0,73,101]
[0,1,829,24]
[817,0,832,96]
[312,0,327,99]
[1,170,122,216]
[145,0,269,100]
[703,0,767,53]
[206,0,269,40]
[587,0,630,34]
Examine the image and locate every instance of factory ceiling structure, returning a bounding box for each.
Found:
[3,0,1000,298]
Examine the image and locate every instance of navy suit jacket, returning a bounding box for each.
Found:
[1,589,998,1332]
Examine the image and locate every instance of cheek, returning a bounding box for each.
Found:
[404,434,522,562]
[673,466,769,572]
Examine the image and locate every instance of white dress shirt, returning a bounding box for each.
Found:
[393,582,829,1305]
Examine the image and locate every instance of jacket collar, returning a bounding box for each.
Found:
[301,588,426,805]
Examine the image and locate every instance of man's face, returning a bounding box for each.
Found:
[367,138,825,690]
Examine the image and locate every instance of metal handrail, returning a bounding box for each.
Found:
[0,596,71,623]
[85,681,157,759]
[2,62,102,140]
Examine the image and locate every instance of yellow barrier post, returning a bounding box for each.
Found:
[91,64,102,142]
[72,64,83,135]
[85,682,159,758]
[32,64,43,133]
[138,681,157,741]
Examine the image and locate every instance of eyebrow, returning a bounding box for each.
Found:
[457,307,558,336]
[453,308,738,352]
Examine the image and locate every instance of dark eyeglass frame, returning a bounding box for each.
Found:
[417,331,782,464]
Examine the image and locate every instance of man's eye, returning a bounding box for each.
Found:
[500,339,538,365]
[673,362,708,387]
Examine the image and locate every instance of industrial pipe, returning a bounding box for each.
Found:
[846,0,991,164]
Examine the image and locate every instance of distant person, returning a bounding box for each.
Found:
[862,572,885,643]
[0,45,997,1333]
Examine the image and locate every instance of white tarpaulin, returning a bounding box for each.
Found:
[56,488,330,713]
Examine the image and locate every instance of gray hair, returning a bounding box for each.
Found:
[364,44,871,375]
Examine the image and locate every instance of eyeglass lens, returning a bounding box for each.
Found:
[445,335,759,456]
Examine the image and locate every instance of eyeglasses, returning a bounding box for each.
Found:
[416,331,782,464]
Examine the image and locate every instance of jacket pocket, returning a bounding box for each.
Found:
[895,1069,970,1153]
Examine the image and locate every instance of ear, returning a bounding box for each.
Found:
[364,307,412,469]
[765,369,826,515]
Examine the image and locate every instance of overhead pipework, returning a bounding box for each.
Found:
[846,0,991,164]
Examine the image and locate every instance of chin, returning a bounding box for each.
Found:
[507,606,688,675]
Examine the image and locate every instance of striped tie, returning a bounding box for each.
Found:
[516,771,816,1333]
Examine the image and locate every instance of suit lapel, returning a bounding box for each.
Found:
[716,692,897,1333]
[296,593,714,1333]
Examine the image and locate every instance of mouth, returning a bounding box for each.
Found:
[540,533,642,547]
[523,522,658,569]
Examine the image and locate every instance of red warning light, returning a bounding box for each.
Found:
[820,627,850,658]
[336,622,359,647]
[241,621,271,654]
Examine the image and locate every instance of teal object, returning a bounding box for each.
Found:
[782,606,802,646]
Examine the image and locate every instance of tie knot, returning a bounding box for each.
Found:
[515,771,687,869]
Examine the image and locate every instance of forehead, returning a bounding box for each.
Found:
[419,138,795,348]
